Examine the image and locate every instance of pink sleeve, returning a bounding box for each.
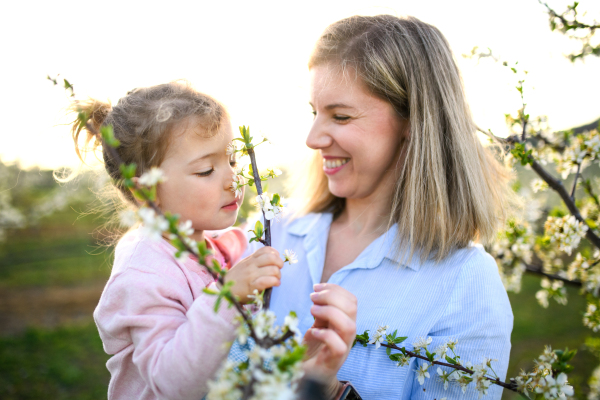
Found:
[208,227,248,267]
[96,268,237,400]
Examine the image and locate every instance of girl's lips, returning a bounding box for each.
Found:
[222,199,239,210]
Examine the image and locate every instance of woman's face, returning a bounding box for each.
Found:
[307,65,408,202]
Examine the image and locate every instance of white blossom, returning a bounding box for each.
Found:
[531,178,549,193]
[474,373,491,399]
[412,336,432,353]
[396,354,411,367]
[433,343,448,360]
[138,167,167,186]
[118,209,138,227]
[283,249,298,264]
[437,367,453,390]
[177,220,194,237]
[231,174,244,198]
[584,303,600,332]
[138,207,169,240]
[415,363,430,385]
[256,193,286,222]
[283,313,301,337]
[368,324,389,349]
[544,215,588,255]
[226,142,236,156]
[175,251,190,262]
[247,289,264,310]
[254,310,278,340]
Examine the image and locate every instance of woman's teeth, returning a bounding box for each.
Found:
[323,158,350,169]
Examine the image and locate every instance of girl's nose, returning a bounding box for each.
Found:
[306,117,333,150]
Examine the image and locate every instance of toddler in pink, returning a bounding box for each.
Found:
[94,228,245,399]
[68,82,284,400]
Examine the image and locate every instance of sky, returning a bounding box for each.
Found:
[0,0,599,172]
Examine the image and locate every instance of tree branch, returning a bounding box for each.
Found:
[378,342,519,393]
[246,146,273,309]
[529,159,600,249]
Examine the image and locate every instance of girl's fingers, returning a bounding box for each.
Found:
[254,250,284,269]
[252,276,281,291]
[310,305,356,344]
[255,265,281,280]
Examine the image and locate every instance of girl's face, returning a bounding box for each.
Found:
[307,65,408,202]
[156,117,241,240]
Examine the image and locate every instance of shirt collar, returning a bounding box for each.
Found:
[288,213,421,272]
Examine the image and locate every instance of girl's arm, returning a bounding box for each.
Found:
[95,267,238,400]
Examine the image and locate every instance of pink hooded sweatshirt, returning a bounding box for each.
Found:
[94,227,247,400]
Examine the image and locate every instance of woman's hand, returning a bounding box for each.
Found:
[224,247,283,303]
[303,283,357,399]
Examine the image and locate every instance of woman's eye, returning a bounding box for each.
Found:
[311,111,317,118]
[196,168,214,177]
[333,115,350,122]
[229,160,238,168]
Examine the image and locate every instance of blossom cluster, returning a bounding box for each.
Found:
[513,346,574,399]
[544,215,589,255]
[584,303,600,332]
[207,311,304,400]
[535,278,567,308]
[554,129,600,179]
[489,219,534,292]
[256,193,287,222]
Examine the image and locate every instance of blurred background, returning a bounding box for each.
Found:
[0,0,599,398]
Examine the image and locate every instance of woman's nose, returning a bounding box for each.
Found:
[306,117,333,150]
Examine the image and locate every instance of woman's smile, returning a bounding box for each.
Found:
[322,156,351,175]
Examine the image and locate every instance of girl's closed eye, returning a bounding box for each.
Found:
[196,168,214,177]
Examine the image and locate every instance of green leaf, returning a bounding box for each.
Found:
[445,355,458,365]
[203,287,218,295]
[394,336,408,344]
[386,347,391,356]
[426,350,434,362]
[272,193,280,205]
[255,220,263,237]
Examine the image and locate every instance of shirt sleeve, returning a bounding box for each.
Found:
[403,249,514,400]
[95,268,238,400]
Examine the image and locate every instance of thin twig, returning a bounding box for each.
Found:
[246,146,273,309]
[571,163,582,200]
[378,342,519,393]
[539,1,600,30]
[582,179,600,208]
[523,263,582,287]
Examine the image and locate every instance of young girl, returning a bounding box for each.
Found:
[70,81,284,400]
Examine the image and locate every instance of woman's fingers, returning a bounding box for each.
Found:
[309,328,348,359]
[310,304,356,344]
[310,284,357,319]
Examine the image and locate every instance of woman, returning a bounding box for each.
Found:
[246,15,514,400]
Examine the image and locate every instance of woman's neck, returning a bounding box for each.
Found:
[334,195,391,237]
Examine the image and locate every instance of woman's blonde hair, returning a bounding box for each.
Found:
[297,15,513,262]
[68,81,228,204]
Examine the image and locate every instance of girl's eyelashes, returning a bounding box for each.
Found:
[195,168,214,177]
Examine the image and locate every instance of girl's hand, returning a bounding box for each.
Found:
[225,247,283,303]
[303,283,357,398]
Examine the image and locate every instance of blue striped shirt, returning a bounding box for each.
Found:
[234,212,513,400]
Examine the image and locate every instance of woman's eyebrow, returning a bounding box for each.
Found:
[187,152,217,166]
[309,102,356,110]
